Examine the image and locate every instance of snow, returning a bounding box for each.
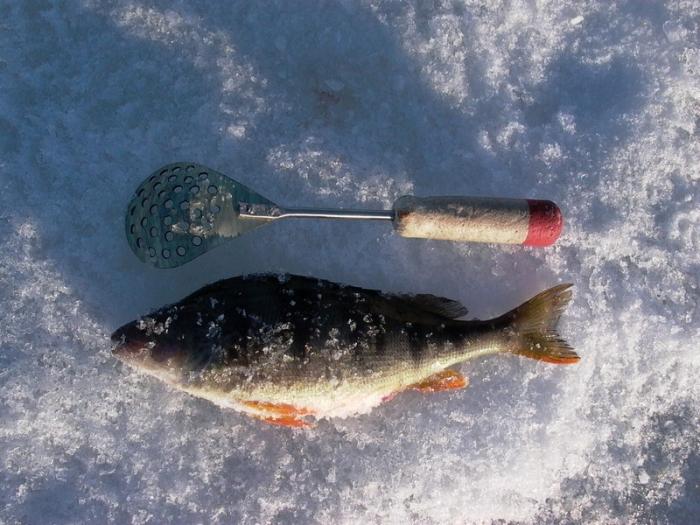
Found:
[1,0,698,523]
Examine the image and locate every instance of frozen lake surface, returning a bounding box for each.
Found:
[1,1,698,523]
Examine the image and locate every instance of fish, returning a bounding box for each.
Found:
[111,273,578,428]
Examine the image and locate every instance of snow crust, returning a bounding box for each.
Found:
[1,0,698,523]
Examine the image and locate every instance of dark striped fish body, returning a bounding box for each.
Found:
[112,274,578,427]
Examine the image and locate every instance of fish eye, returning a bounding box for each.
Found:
[150,343,179,363]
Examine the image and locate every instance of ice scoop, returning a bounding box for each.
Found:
[125,162,563,269]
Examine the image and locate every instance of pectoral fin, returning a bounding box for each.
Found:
[411,369,468,393]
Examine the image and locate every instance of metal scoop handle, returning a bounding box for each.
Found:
[239,203,394,221]
[240,197,563,247]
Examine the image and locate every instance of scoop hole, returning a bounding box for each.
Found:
[207,185,218,195]
[137,188,145,197]
[190,185,200,195]
[158,190,167,199]
[130,206,136,216]
[176,246,186,256]
[184,176,193,184]
[162,249,170,259]
[150,227,158,237]
[150,204,159,215]
[153,182,161,192]
[129,224,136,234]
[163,216,173,226]
[192,236,202,246]
[136,237,144,248]
[198,172,208,181]
[164,199,173,209]
[211,204,221,214]
[141,217,148,227]
[172,166,182,174]
[179,201,189,210]
[165,231,174,241]
[148,247,156,257]
[174,185,182,193]
[159,170,168,177]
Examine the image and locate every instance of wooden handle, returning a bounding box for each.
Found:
[392,196,563,246]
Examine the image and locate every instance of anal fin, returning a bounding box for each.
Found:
[411,369,468,393]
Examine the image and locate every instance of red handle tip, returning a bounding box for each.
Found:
[524,200,563,247]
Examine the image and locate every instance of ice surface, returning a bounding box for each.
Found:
[1,0,698,523]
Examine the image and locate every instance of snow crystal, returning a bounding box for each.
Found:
[1,0,698,523]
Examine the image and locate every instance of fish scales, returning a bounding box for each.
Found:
[112,273,578,426]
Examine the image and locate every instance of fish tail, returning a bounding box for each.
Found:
[506,284,579,365]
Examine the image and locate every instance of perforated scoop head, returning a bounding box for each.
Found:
[125,162,275,269]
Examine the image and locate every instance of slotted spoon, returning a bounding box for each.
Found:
[126,162,563,269]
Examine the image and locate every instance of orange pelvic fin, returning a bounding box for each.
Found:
[411,369,468,393]
[243,400,314,429]
[243,400,313,416]
[254,414,314,429]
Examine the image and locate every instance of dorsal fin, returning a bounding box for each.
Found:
[176,273,469,322]
[280,274,469,319]
[180,273,283,304]
[393,293,468,319]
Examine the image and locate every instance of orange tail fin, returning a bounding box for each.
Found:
[507,284,579,365]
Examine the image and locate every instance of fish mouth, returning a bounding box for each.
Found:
[110,322,150,361]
